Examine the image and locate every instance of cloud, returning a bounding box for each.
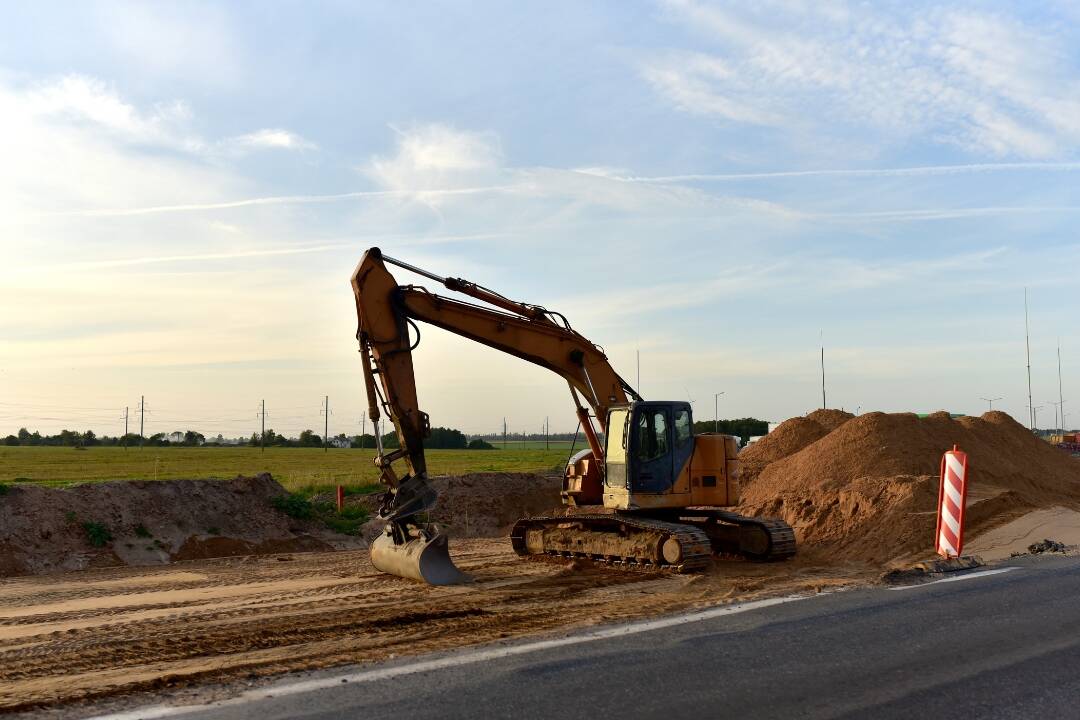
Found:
[647,1,1080,158]
[612,162,1080,183]
[367,123,503,192]
[22,74,200,151]
[225,128,317,152]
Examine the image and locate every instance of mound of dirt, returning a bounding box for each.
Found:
[0,474,363,577]
[738,411,1080,564]
[357,472,563,540]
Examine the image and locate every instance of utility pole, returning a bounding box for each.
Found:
[1025,288,1034,430]
[323,395,329,452]
[980,397,1003,412]
[636,349,640,394]
[545,416,549,450]
[123,406,129,450]
[714,392,725,433]
[503,417,507,449]
[260,399,266,453]
[820,332,826,410]
[1032,404,1045,433]
[1058,339,1065,432]
[360,411,366,449]
[1048,400,1063,435]
[139,395,145,449]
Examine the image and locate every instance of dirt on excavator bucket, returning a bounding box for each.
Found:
[369,524,470,585]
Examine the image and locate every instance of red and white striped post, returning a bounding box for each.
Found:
[935,445,970,558]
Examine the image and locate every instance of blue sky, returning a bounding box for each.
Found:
[2,1,1079,438]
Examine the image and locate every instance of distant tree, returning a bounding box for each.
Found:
[249,432,260,447]
[380,431,400,449]
[298,429,322,447]
[351,433,376,449]
[467,438,495,450]
[183,430,205,446]
[82,430,98,446]
[692,417,768,444]
[426,427,468,449]
[4,435,18,446]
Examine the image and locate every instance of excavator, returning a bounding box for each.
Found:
[351,247,795,585]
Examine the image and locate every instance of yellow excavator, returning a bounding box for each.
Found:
[351,248,795,585]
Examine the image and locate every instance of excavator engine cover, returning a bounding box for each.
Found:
[370,523,469,585]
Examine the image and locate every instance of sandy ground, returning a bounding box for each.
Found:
[0,540,866,714]
[964,506,1080,560]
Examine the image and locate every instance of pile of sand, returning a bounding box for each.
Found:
[738,409,854,485]
[737,410,1080,564]
[358,472,563,539]
[0,474,363,577]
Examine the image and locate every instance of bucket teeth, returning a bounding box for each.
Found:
[370,523,469,585]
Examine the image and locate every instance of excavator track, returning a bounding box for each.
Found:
[671,509,797,561]
[510,514,713,573]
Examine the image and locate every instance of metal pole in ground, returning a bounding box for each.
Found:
[714,392,724,433]
[139,395,145,449]
[261,399,266,453]
[324,395,329,452]
[123,406,128,450]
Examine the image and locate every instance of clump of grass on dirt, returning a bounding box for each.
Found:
[82,521,112,547]
[317,503,368,536]
[271,492,314,519]
[0,483,8,496]
[134,524,152,538]
[271,492,368,535]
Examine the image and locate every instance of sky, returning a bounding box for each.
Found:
[2,0,1079,440]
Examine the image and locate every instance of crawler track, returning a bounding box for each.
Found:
[511,515,713,572]
[511,510,796,571]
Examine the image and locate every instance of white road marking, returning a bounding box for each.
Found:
[888,566,1019,591]
[90,594,816,720]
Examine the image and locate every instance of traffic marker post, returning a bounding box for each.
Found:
[336,485,345,514]
[935,445,969,558]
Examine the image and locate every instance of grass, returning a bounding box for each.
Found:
[0,446,570,495]
[82,521,112,547]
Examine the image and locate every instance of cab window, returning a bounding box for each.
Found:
[674,408,691,447]
[637,409,670,461]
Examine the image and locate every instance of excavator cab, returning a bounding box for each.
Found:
[602,401,737,511]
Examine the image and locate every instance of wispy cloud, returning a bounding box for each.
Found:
[224,128,317,152]
[648,1,1080,158]
[609,162,1080,183]
[42,186,515,218]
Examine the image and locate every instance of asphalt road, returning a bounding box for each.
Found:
[107,554,1080,720]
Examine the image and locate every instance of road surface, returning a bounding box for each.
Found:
[100,554,1080,720]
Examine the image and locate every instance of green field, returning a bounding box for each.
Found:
[0,446,570,495]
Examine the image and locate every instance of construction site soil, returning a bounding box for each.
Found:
[2,411,1079,714]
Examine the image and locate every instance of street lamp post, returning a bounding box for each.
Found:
[714,392,725,433]
[980,396,1003,411]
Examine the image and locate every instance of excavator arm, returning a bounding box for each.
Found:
[350,247,638,583]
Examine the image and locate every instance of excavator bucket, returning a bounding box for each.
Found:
[370,524,469,585]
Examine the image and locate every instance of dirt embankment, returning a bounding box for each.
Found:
[737,410,1080,564]
[0,474,363,577]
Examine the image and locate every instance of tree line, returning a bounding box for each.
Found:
[4,426,494,449]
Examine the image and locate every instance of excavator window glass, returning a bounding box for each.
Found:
[637,409,669,462]
[674,408,691,447]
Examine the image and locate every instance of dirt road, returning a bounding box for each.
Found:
[0,540,861,714]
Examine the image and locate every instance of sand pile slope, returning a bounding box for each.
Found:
[738,411,1080,564]
[738,409,854,485]
[0,474,363,577]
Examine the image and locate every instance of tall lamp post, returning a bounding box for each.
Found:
[714,392,725,433]
[980,396,1003,411]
